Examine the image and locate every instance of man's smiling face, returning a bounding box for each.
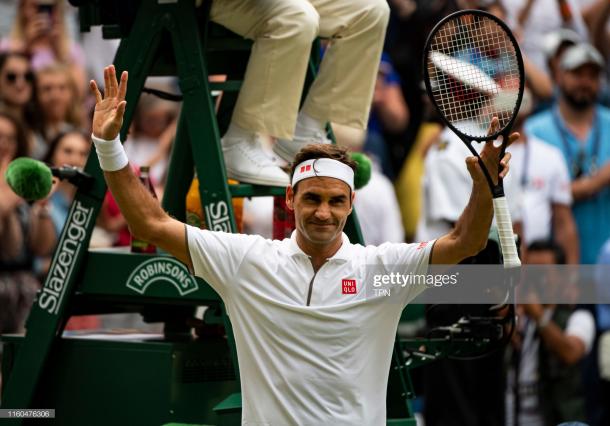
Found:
[287,176,354,247]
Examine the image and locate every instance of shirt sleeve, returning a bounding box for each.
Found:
[186,224,259,299]
[373,240,436,308]
[565,309,596,355]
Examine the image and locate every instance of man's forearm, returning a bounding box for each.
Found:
[538,322,585,365]
[454,182,493,257]
[103,166,167,241]
[572,163,610,200]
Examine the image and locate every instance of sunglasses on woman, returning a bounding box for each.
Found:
[4,71,34,84]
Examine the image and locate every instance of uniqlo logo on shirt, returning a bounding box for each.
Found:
[342,279,357,294]
[299,164,312,173]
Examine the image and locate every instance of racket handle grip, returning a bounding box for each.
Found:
[493,196,521,269]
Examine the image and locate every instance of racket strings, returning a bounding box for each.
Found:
[427,14,520,138]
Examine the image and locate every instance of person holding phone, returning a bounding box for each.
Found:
[0,0,86,96]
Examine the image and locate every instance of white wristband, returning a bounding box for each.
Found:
[91,133,129,172]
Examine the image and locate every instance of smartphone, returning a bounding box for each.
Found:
[36,0,55,16]
[36,0,55,33]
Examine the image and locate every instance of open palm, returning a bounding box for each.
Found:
[90,65,128,140]
[468,117,519,187]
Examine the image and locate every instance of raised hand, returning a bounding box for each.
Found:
[466,117,519,187]
[24,14,50,44]
[90,65,128,140]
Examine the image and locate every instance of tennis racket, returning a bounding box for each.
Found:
[423,9,524,268]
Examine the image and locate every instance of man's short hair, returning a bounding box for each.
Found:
[289,144,357,187]
[527,240,566,265]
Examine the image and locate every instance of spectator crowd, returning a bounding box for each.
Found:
[1,0,610,425]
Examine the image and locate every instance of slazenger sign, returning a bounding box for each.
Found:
[39,201,93,315]
[204,200,231,232]
[126,258,199,296]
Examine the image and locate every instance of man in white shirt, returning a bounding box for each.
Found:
[508,133,579,261]
[507,87,580,263]
[417,123,523,242]
[89,65,516,425]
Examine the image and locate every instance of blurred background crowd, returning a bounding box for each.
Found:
[0,0,609,425]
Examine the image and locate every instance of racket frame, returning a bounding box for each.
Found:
[422,9,524,268]
[422,9,525,147]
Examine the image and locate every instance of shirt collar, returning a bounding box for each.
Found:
[287,231,352,261]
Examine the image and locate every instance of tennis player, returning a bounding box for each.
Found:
[91,65,517,425]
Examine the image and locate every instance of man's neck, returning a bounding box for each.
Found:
[558,99,596,141]
[296,232,343,272]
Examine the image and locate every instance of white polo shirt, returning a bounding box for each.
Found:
[417,125,522,241]
[186,225,434,425]
[507,136,572,244]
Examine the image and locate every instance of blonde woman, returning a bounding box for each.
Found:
[31,63,83,159]
[1,0,86,95]
[0,110,56,336]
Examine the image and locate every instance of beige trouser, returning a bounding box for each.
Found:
[210,0,390,140]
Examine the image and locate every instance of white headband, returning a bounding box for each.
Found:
[291,158,354,191]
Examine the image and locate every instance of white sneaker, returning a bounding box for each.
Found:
[222,135,289,187]
[273,130,331,163]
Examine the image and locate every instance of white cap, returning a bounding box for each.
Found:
[291,158,354,191]
[560,43,605,71]
[542,29,581,59]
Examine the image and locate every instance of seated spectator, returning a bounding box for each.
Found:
[508,87,579,263]
[41,130,90,239]
[0,52,36,149]
[39,130,98,330]
[31,63,82,159]
[1,0,87,95]
[525,43,610,264]
[0,110,56,336]
[506,241,595,426]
